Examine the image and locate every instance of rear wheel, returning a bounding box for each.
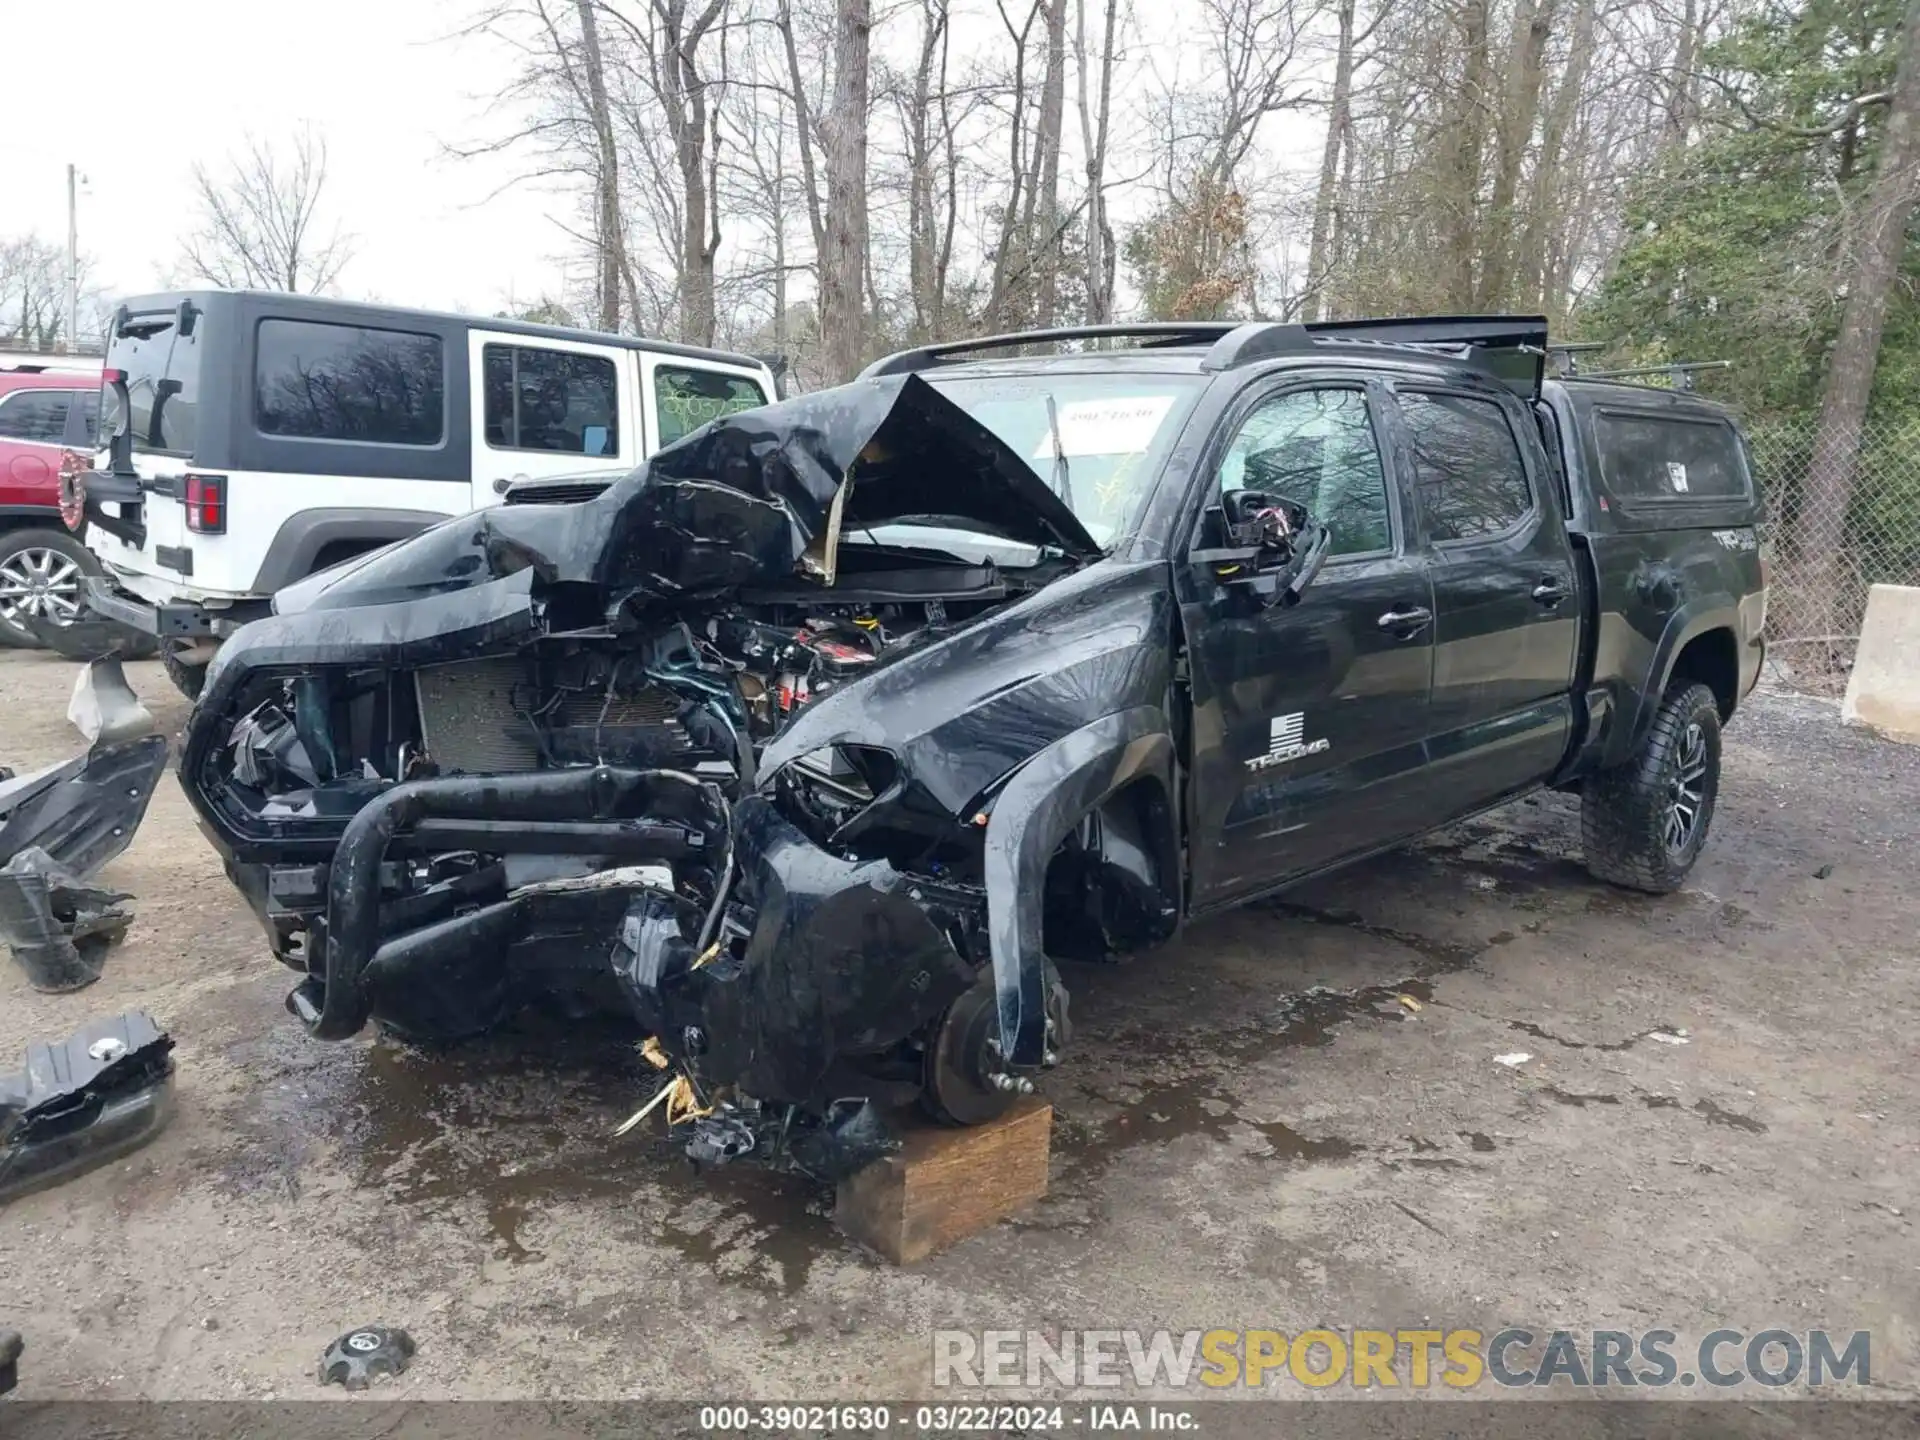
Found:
[1581,681,1722,894]
[0,528,98,650]
[161,643,208,701]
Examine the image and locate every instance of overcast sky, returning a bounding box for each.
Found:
[0,0,574,318]
[2,1,1324,332]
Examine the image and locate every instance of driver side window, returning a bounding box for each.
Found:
[1218,387,1391,558]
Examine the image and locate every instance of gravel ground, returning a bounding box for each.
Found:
[0,647,1915,1405]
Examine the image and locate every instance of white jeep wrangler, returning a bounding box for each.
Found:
[74,291,777,697]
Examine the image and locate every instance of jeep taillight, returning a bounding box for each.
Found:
[183,473,226,534]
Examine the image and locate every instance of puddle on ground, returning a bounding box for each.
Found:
[1052,1066,1361,1172]
[234,1015,841,1294]
[1507,1020,1686,1053]
[1054,900,1527,1176]
[1258,900,1486,973]
[1540,1085,1622,1108]
[1691,1098,1768,1134]
[1410,827,1598,899]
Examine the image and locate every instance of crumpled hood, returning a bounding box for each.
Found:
[277,372,1100,616]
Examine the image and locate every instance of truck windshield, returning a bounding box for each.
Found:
[100,308,202,457]
[922,373,1203,548]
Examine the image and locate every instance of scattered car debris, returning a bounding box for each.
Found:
[18,612,154,664]
[317,1326,415,1390]
[0,847,134,992]
[1648,1028,1691,1045]
[0,1330,18,1396]
[0,657,167,878]
[0,659,163,989]
[0,1011,175,1205]
[1493,1052,1533,1067]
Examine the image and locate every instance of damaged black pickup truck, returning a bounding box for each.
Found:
[178,316,1766,1175]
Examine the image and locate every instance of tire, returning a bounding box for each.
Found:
[0,527,100,650]
[161,643,208,702]
[1581,681,1722,894]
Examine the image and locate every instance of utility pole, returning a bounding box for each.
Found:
[65,163,79,354]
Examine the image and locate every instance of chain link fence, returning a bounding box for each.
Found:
[1746,415,1920,694]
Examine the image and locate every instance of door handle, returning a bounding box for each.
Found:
[1377,606,1432,637]
[1531,579,1569,606]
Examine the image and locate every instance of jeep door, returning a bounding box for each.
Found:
[1386,386,1580,813]
[1179,377,1438,907]
[467,331,637,508]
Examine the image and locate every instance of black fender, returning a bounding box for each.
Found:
[250,508,451,594]
[982,705,1178,1066]
[1615,598,1738,766]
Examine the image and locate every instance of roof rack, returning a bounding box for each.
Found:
[1565,360,1732,393]
[860,323,1242,377]
[863,314,1551,392]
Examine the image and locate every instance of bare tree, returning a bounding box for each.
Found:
[1030,0,1070,326]
[597,0,731,345]
[0,235,74,349]
[1074,0,1122,323]
[179,127,354,293]
[576,0,630,329]
[819,0,872,380]
[1797,0,1920,657]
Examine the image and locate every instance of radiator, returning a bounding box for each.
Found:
[414,658,690,775]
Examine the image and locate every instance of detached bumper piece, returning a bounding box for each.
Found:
[18,611,152,662]
[0,659,165,990]
[0,848,134,993]
[0,1010,175,1206]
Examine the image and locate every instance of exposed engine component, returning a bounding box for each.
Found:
[181,373,1185,1173]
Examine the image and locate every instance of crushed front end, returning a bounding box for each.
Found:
[181,375,1121,1177]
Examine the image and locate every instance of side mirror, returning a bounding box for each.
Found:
[1193,492,1331,609]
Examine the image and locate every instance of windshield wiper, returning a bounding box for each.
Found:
[1044,394,1075,513]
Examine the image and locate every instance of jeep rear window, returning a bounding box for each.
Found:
[655,366,768,448]
[255,319,445,446]
[103,315,201,457]
[1594,412,1749,500]
[922,373,1204,547]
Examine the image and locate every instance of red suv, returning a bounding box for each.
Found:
[0,365,102,648]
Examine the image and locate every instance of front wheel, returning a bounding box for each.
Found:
[1581,681,1722,894]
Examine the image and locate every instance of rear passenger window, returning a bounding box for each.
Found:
[1218,387,1391,557]
[483,345,620,455]
[1594,413,1748,499]
[0,389,74,443]
[255,320,445,445]
[654,367,767,448]
[1398,392,1532,541]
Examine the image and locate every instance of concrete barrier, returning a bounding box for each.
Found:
[1842,583,1920,745]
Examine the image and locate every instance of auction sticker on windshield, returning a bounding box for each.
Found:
[1032,395,1177,458]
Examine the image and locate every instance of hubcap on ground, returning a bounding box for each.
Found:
[1665,721,1709,856]
[0,549,82,627]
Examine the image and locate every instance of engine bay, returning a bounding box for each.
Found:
[178,373,1145,1181]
